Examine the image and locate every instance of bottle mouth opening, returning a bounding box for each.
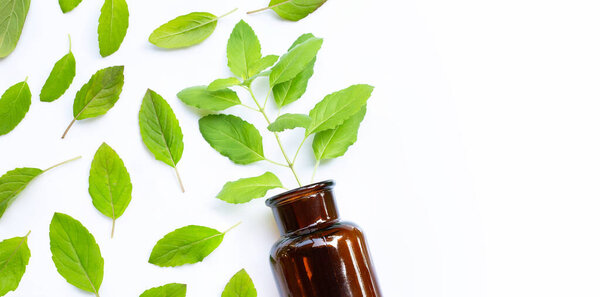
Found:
[266,180,335,207]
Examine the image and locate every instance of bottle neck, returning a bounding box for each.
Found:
[266,180,339,236]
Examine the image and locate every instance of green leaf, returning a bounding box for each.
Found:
[0,233,31,296]
[40,40,76,102]
[139,89,185,192]
[272,33,316,107]
[59,0,82,13]
[227,20,262,80]
[149,225,226,267]
[208,77,241,91]
[89,143,132,238]
[0,168,41,219]
[269,37,322,86]
[268,0,327,21]
[140,283,187,297]
[49,213,104,296]
[0,0,30,58]
[98,0,129,57]
[149,12,217,49]
[247,55,279,79]
[221,269,257,297]
[178,86,241,111]
[217,172,283,204]
[313,106,366,161]
[0,80,31,136]
[306,84,374,135]
[198,114,264,165]
[267,113,311,132]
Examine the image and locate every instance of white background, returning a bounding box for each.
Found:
[1,0,599,296]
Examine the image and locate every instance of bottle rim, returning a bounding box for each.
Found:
[266,180,335,207]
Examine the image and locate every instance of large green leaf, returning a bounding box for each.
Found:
[49,213,104,296]
[0,233,31,296]
[59,0,83,13]
[40,40,76,102]
[313,106,366,161]
[267,113,311,132]
[0,0,30,58]
[0,80,31,136]
[177,86,240,111]
[217,172,283,204]
[268,0,327,21]
[221,269,257,297]
[0,168,41,219]
[306,84,373,135]
[89,143,132,238]
[149,225,226,267]
[227,20,262,80]
[149,12,217,49]
[198,114,265,165]
[98,0,129,57]
[140,283,187,297]
[207,77,241,91]
[272,33,316,107]
[269,37,322,86]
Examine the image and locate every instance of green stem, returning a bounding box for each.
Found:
[68,34,72,51]
[174,166,185,193]
[111,219,116,239]
[247,0,292,14]
[43,156,82,173]
[240,103,260,112]
[311,160,320,183]
[223,221,242,234]
[292,135,308,165]
[265,158,288,167]
[217,8,239,19]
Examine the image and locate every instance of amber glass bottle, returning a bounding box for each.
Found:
[266,180,382,297]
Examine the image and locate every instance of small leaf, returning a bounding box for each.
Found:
[0,80,31,136]
[0,168,41,219]
[268,0,327,21]
[59,0,83,13]
[178,86,241,111]
[313,106,366,161]
[40,39,76,102]
[140,283,187,297]
[248,55,279,79]
[149,225,227,267]
[272,33,316,107]
[89,143,132,238]
[269,37,322,86]
[149,12,217,49]
[139,89,185,192]
[306,84,374,135]
[208,77,241,91]
[0,232,31,296]
[198,114,265,165]
[227,20,262,80]
[0,0,30,58]
[217,172,283,204]
[267,113,311,132]
[221,269,257,297]
[49,213,104,295]
[98,0,129,57]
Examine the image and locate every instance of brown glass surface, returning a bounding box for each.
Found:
[266,181,382,297]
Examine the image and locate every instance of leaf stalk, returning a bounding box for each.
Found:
[43,156,82,173]
[174,166,185,193]
[247,0,292,15]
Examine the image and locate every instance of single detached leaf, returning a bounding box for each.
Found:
[272,33,316,107]
[247,55,279,79]
[178,86,240,111]
[313,106,366,161]
[0,168,41,219]
[0,80,31,136]
[0,233,31,296]
[139,89,185,192]
[208,77,241,91]
[268,0,326,21]
[267,113,311,132]
[221,269,257,297]
[149,12,217,49]
[59,0,82,13]
[0,0,30,58]
[269,37,322,86]
[98,0,129,57]
[227,20,262,80]
[49,213,104,295]
[149,225,226,267]
[217,172,283,204]
[89,143,132,238]
[306,84,374,135]
[40,42,76,102]
[198,114,265,165]
[140,283,187,297]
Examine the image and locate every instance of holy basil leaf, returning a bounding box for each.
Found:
[217,172,283,204]
[0,80,31,136]
[178,86,240,111]
[227,20,262,80]
[267,113,311,132]
[0,168,41,219]
[49,213,104,296]
[140,283,187,297]
[149,12,217,49]
[272,33,316,107]
[0,0,30,58]
[40,39,76,102]
[139,89,185,192]
[98,0,129,57]
[198,114,265,165]
[306,84,373,135]
[313,105,366,161]
[269,37,322,86]
[89,142,132,238]
[62,66,125,138]
[59,0,82,13]
[247,55,279,80]
[149,225,227,267]
[0,232,31,296]
[268,0,327,21]
[208,77,241,91]
[221,269,257,297]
